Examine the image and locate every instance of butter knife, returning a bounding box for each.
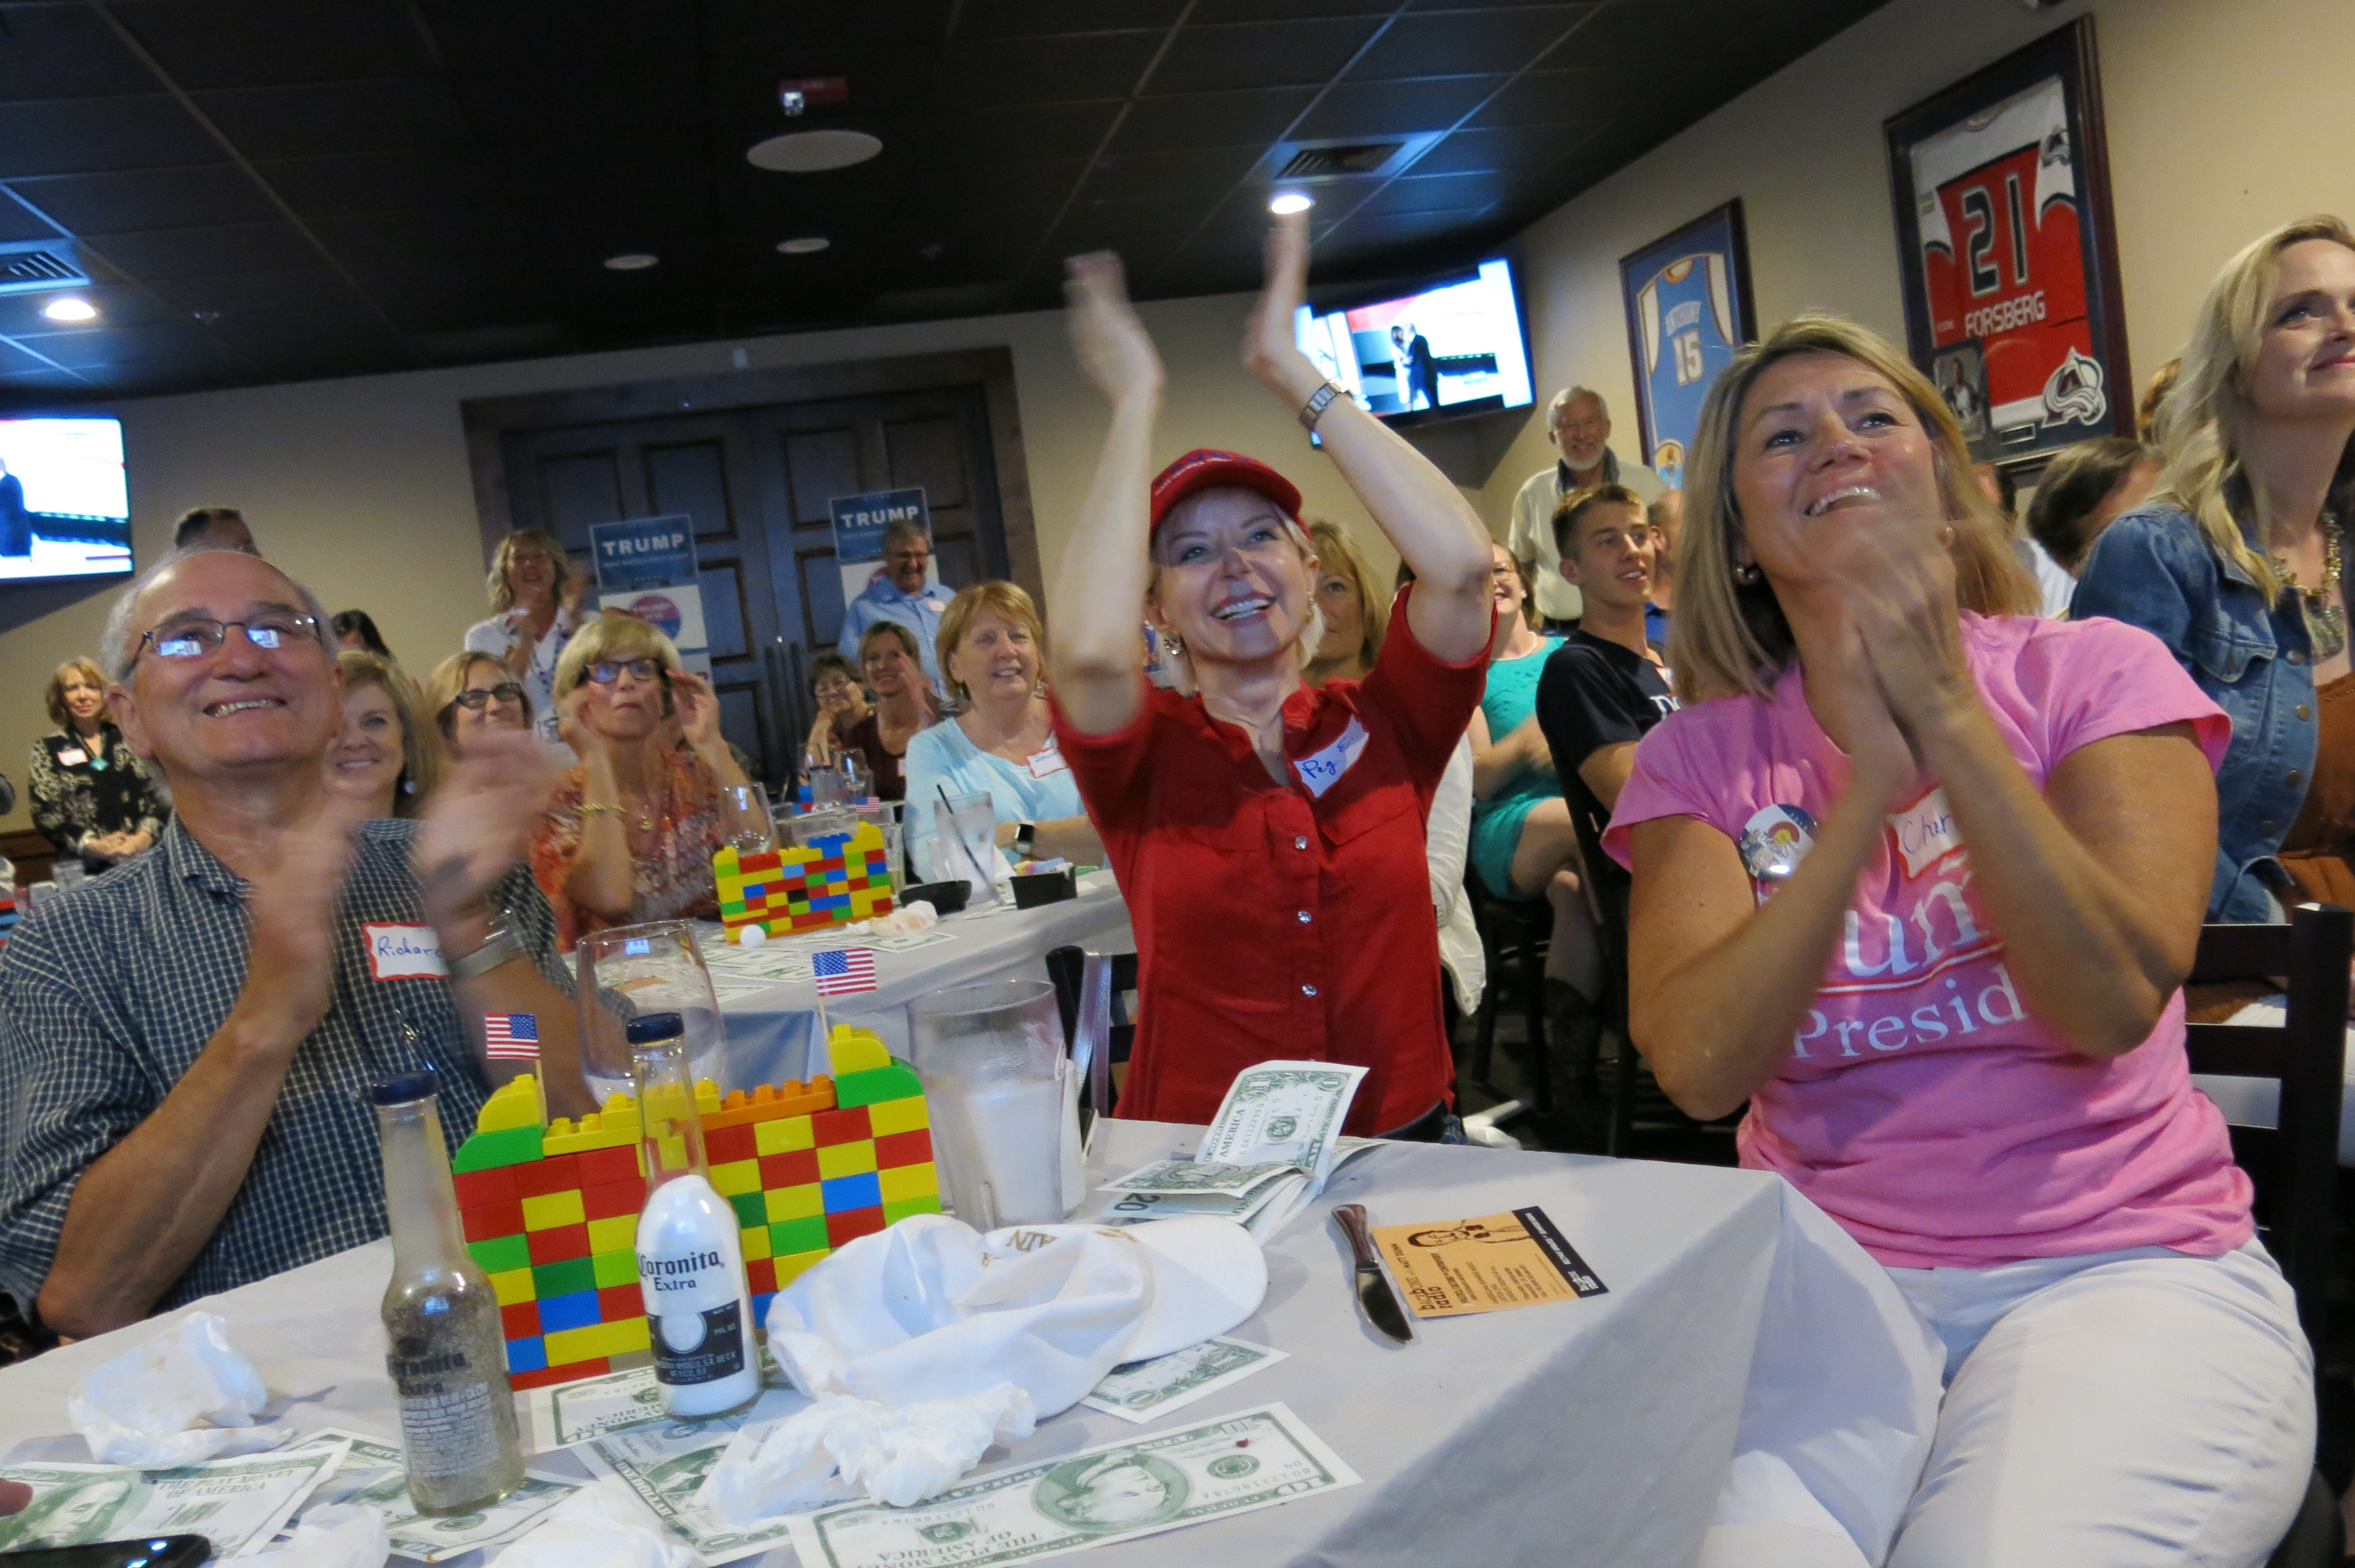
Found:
[1331,1202,1414,1344]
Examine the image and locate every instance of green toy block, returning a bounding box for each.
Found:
[771,1215,828,1256]
[467,1234,530,1275]
[532,1255,596,1298]
[729,1191,767,1230]
[453,1124,544,1172]
[883,1195,944,1225]
[834,1063,925,1109]
[591,1249,638,1288]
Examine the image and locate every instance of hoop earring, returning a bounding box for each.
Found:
[1734,561,1763,586]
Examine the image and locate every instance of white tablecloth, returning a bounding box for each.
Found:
[708,869,1134,1087]
[0,1126,1942,1566]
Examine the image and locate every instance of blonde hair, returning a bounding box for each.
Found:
[424,650,533,739]
[936,580,1046,703]
[1143,494,1326,697]
[1669,311,2039,703]
[47,656,108,729]
[336,649,444,815]
[2149,215,2355,603]
[1304,519,1386,669]
[486,528,570,613]
[553,610,684,696]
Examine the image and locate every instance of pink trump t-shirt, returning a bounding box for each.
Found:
[1604,612,2250,1268]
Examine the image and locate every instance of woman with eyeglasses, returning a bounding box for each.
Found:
[528,612,769,948]
[802,650,872,765]
[425,651,533,757]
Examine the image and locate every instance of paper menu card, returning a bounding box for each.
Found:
[1369,1205,1608,1318]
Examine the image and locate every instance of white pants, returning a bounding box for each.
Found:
[1701,1241,2314,1568]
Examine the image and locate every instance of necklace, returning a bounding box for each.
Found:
[2276,514,2346,663]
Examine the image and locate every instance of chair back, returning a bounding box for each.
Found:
[2183,902,2351,1344]
[1045,944,1137,1117]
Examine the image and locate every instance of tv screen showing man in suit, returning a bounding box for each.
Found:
[1293,258,1534,423]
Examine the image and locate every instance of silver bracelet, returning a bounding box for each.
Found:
[1298,380,1348,433]
[449,917,523,979]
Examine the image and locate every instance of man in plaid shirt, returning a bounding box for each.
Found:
[0,546,596,1338]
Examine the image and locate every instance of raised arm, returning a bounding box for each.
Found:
[1241,211,1492,663]
[1048,252,1165,739]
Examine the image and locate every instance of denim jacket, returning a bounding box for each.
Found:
[2071,503,2316,921]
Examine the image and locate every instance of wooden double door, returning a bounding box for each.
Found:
[466,351,1033,783]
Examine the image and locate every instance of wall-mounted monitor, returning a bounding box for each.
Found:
[0,414,130,584]
[1293,258,1534,428]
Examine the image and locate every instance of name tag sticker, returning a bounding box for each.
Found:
[57,748,87,766]
[364,923,448,980]
[1027,746,1070,780]
[1889,787,1964,878]
[1294,716,1370,799]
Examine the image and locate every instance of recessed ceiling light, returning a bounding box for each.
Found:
[603,253,659,271]
[777,237,831,255]
[747,129,883,173]
[41,295,97,322]
[1268,191,1314,215]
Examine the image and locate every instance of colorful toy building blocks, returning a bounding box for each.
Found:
[450,1025,940,1391]
[715,824,895,942]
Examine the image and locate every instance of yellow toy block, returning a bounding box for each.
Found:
[520,1190,586,1231]
[586,1214,638,1254]
[754,1116,817,1155]
[546,1317,651,1364]
[877,1163,939,1204]
[489,1267,536,1306]
[868,1096,930,1136]
[828,1027,891,1075]
[816,1141,878,1180]
[542,1110,639,1157]
[477,1074,545,1134]
[774,1248,833,1287]
[740,1225,772,1261]
[765,1184,823,1222]
[709,1158,761,1197]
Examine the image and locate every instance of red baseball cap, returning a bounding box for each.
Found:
[1148,449,1302,539]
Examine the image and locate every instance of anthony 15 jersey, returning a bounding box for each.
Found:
[1635,250,1738,484]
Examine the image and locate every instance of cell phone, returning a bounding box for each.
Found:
[0,1539,210,1567]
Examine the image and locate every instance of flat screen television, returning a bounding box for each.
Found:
[1293,257,1534,427]
[0,414,131,584]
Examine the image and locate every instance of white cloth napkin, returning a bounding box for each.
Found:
[698,1385,1036,1519]
[241,1504,389,1568]
[67,1311,296,1467]
[495,1477,695,1568]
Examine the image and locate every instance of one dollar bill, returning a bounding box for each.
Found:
[0,1441,348,1560]
[785,1403,1358,1567]
[1098,1159,1296,1197]
[576,1391,813,1563]
[1080,1337,1289,1424]
[1196,1062,1368,1187]
[288,1429,582,1562]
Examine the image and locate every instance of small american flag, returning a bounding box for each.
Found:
[483,1013,540,1059]
[812,947,878,998]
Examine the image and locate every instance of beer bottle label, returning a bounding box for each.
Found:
[650,1300,746,1386]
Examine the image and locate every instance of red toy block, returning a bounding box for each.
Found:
[461,1200,526,1243]
[745,1257,777,1295]
[508,1365,568,1391]
[825,1206,886,1247]
[813,1105,871,1146]
[874,1128,933,1169]
[598,1284,639,1323]
[512,1152,583,1198]
[453,1166,519,1208]
[706,1124,756,1164]
[577,1145,639,1187]
[582,1180,643,1221]
[758,1148,820,1189]
[510,1358,606,1392]
[502,1301,542,1340]
[528,1223,592,1265]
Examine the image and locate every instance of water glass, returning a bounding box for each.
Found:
[574,920,728,1105]
[909,979,1070,1229]
[722,783,774,855]
[837,751,868,803]
[928,789,1001,901]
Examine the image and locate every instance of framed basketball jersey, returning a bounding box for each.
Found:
[1886,18,2132,464]
[1618,201,1756,493]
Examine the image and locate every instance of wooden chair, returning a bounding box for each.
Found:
[1045,944,1136,1118]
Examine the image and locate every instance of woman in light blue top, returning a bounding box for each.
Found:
[904,581,1100,881]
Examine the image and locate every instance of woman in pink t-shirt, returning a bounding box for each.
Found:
[1607,313,2313,1566]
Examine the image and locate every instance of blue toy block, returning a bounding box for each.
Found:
[822,1171,882,1211]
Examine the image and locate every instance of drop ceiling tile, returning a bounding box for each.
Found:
[1188,0,1389,18]
[1467,67,1659,127]
[85,221,321,280]
[1293,74,1507,139]
[0,196,67,244]
[151,265,365,315]
[0,280,180,337]
[902,101,1125,164]
[0,6,160,101]
[12,165,277,235]
[0,97,220,180]
[13,318,235,368]
[253,148,509,219]
[1351,167,1514,215]
[957,2,1185,38]
[193,78,476,161]
[945,32,1165,105]
[1409,121,1598,174]
[1148,18,1387,95]
[1109,87,1318,154]
[0,337,74,375]
[107,0,440,89]
[1346,6,1594,80]
[1079,144,1262,201]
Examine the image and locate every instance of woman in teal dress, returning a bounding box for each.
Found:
[1468,541,1599,1004]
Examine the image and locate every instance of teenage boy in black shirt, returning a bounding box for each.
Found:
[1536,484,1679,836]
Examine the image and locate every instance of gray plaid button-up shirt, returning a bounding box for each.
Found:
[0,817,568,1313]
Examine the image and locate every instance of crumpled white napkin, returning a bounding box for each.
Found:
[67,1311,296,1467]
[846,899,938,935]
[495,1477,695,1568]
[240,1504,389,1568]
[699,1384,1036,1519]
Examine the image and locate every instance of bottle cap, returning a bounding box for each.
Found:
[626,1012,686,1047]
[369,1069,439,1105]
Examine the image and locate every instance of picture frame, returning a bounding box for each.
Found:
[1618,200,1756,492]
[1883,16,2134,465]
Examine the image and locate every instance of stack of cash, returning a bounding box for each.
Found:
[0,1442,349,1559]
[1097,1061,1379,1240]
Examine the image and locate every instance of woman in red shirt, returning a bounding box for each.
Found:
[1047,214,1495,1138]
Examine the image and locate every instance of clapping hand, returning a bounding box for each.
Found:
[1242,208,1323,403]
[1064,251,1164,410]
[243,788,370,1037]
[413,726,558,929]
[562,558,596,614]
[669,670,726,758]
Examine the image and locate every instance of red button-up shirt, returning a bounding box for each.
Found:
[1056,586,1487,1135]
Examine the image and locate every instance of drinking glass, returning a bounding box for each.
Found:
[722,783,774,855]
[909,979,1070,1229]
[927,789,1001,904]
[574,920,729,1104]
[837,751,868,803]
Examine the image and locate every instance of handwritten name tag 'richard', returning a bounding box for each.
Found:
[1888,787,1965,879]
[1294,716,1369,799]
[364,923,448,980]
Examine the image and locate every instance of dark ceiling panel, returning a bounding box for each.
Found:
[1109,87,1318,154]
[946,32,1164,107]
[0,4,158,101]
[1407,120,1598,174]
[1188,0,1391,18]
[87,221,322,280]
[107,0,441,88]
[957,1,1190,38]
[1351,167,1515,215]
[193,78,477,161]
[12,165,276,235]
[904,102,1125,165]
[253,149,510,219]
[1148,18,1388,95]
[0,96,217,178]
[1345,6,1594,79]
[1468,67,1661,127]
[1081,145,1264,202]
[1293,74,1507,139]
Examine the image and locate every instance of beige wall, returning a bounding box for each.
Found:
[7,0,2353,839]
